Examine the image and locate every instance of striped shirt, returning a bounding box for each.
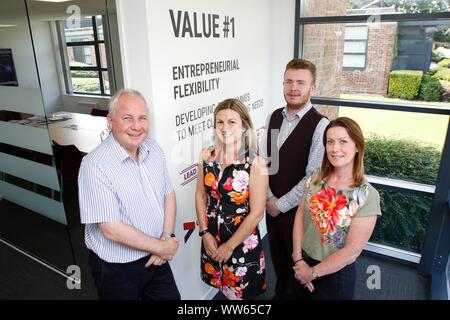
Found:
[260,102,329,213]
[78,135,173,263]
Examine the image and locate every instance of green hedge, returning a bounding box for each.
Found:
[365,135,440,252]
[437,58,450,68]
[419,75,443,102]
[365,135,440,185]
[433,67,450,82]
[71,70,97,78]
[72,78,109,93]
[388,70,423,100]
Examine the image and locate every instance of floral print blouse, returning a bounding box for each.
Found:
[302,169,381,262]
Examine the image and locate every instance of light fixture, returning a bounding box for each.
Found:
[0,24,16,27]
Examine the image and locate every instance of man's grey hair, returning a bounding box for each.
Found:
[108,89,149,117]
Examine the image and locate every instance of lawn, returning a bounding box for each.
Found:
[339,94,449,150]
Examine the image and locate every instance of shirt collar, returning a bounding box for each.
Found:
[282,101,313,121]
[106,135,150,163]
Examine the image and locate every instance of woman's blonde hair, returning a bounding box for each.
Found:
[213,98,257,153]
[315,117,365,187]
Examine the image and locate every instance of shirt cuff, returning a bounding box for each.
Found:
[276,197,292,213]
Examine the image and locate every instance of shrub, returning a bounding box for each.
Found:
[443,87,450,102]
[72,78,109,93]
[365,135,440,185]
[440,80,450,89]
[388,70,423,100]
[419,75,443,101]
[371,190,431,252]
[437,58,450,68]
[433,67,450,82]
[70,70,97,78]
[365,135,440,252]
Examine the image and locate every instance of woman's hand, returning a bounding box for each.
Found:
[213,242,234,264]
[202,233,218,258]
[293,261,315,292]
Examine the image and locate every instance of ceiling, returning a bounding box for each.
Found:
[0,0,111,24]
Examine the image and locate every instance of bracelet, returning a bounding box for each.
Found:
[293,258,303,265]
[199,229,209,237]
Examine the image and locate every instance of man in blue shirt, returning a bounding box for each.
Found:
[78,89,180,300]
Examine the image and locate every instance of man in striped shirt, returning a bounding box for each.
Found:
[78,89,180,300]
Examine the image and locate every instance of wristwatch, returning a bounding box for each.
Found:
[199,228,209,237]
[161,231,176,238]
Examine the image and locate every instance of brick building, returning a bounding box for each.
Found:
[303,0,347,119]
[341,7,398,95]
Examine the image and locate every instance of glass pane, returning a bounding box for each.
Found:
[102,71,110,95]
[343,54,366,67]
[339,106,445,183]
[303,22,450,107]
[96,15,104,40]
[64,16,94,42]
[304,0,450,17]
[71,71,101,94]
[344,41,367,53]
[345,26,368,40]
[67,45,97,67]
[1,0,74,270]
[99,43,108,68]
[370,190,432,253]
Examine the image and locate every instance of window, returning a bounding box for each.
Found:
[295,1,450,296]
[60,16,110,96]
[343,25,368,69]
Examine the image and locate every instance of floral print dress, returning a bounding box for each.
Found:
[200,149,266,300]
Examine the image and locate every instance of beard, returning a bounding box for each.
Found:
[284,91,311,110]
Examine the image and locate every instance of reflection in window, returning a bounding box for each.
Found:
[305,0,450,17]
[61,15,110,96]
[343,25,368,69]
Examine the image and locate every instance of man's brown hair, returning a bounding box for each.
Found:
[285,59,316,84]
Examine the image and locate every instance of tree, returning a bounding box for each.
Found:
[383,0,450,13]
[348,0,375,9]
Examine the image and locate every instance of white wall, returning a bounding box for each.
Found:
[0,22,40,89]
[32,21,62,115]
[0,20,63,115]
[116,0,296,300]
[269,0,296,110]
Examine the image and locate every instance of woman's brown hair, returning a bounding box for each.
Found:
[213,98,256,154]
[315,117,365,187]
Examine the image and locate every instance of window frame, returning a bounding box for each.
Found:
[294,0,450,298]
[58,16,110,96]
[343,24,368,70]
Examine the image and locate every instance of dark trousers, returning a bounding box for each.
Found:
[296,251,356,300]
[88,250,181,300]
[266,211,297,300]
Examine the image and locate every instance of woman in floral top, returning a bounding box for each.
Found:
[195,98,268,300]
[292,117,381,299]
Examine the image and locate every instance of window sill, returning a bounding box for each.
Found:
[62,93,110,100]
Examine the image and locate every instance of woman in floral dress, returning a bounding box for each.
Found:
[292,117,381,299]
[195,98,268,300]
